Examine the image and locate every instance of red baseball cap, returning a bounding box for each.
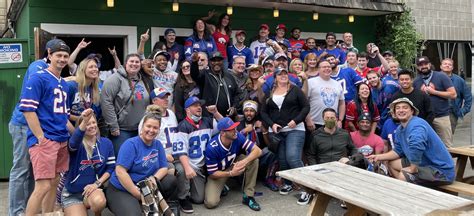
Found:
[276,24,287,31]
[235,30,246,36]
[259,24,269,30]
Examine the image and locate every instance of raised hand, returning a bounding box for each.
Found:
[76,38,91,50]
[140,29,150,42]
[108,46,117,56]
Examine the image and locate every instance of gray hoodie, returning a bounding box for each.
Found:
[100,66,150,131]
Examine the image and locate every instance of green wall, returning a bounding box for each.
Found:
[26,0,377,56]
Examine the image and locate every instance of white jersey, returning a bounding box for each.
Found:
[153,69,178,109]
[249,40,275,65]
[138,109,181,155]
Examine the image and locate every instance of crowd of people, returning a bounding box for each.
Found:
[8,11,473,216]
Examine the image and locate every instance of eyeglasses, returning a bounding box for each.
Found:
[182,65,190,69]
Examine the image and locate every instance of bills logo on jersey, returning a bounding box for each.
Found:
[134,84,145,100]
[79,154,104,171]
[142,149,159,167]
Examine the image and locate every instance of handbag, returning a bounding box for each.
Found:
[267,132,282,153]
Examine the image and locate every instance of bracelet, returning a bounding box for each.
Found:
[94,180,102,187]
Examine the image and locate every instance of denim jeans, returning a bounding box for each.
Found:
[277,130,305,184]
[109,129,138,155]
[8,122,34,216]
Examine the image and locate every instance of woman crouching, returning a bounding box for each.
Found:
[106,105,177,216]
[62,108,115,216]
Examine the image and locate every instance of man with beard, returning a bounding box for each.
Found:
[369,98,455,187]
[327,54,363,103]
[300,37,321,60]
[391,69,433,125]
[237,101,278,191]
[228,30,254,67]
[173,96,223,213]
[288,27,305,60]
[350,113,384,157]
[164,28,184,62]
[413,56,456,148]
[366,70,399,130]
[204,117,262,211]
[191,51,240,117]
[197,52,209,70]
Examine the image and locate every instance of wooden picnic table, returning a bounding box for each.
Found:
[276,162,473,216]
[449,145,474,183]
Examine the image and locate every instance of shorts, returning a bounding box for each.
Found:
[401,158,451,187]
[29,138,69,180]
[61,187,84,208]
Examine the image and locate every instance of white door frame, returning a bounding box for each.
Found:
[40,23,138,57]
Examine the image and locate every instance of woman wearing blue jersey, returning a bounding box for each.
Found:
[67,56,101,125]
[106,105,177,216]
[62,108,115,216]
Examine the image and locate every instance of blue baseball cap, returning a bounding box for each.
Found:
[217,117,240,131]
[150,87,171,100]
[185,96,205,109]
[46,39,70,54]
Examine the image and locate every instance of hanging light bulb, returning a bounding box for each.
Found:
[348,15,355,23]
[172,1,179,12]
[107,0,114,7]
[313,12,319,20]
[227,5,233,15]
[273,8,279,18]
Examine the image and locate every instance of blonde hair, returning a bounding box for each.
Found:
[289,58,305,74]
[142,105,164,126]
[76,113,99,157]
[304,53,318,69]
[76,58,100,105]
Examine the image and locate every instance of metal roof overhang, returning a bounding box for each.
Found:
[179,0,405,16]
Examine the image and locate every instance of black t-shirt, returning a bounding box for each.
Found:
[367,55,381,68]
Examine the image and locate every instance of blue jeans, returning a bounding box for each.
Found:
[277,130,305,185]
[8,122,34,216]
[109,129,138,155]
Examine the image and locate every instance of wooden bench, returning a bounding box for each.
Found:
[449,145,474,182]
[277,162,473,216]
[439,181,474,196]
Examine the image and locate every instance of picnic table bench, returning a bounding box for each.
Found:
[277,162,473,216]
[437,145,474,196]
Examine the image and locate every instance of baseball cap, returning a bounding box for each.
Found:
[416,56,430,65]
[48,39,70,54]
[262,56,274,66]
[247,64,263,72]
[150,87,171,100]
[243,100,258,112]
[274,67,288,76]
[164,28,176,36]
[358,112,372,122]
[389,97,419,116]
[259,24,269,30]
[235,30,246,36]
[276,24,287,31]
[382,50,394,57]
[153,50,171,61]
[274,52,288,60]
[217,117,240,131]
[209,51,224,61]
[184,96,205,109]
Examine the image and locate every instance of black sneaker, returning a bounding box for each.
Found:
[242,194,261,211]
[297,192,312,205]
[179,197,194,214]
[220,184,230,197]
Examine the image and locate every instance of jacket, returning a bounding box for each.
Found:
[308,127,358,165]
[260,84,310,128]
[449,74,472,118]
[190,61,240,117]
[100,66,150,131]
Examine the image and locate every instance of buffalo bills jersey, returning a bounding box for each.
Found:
[138,109,182,155]
[19,69,70,147]
[330,67,363,103]
[205,133,255,175]
[249,40,275,65]
[184,36,217,61]
[173,117,218,170]
[227,45,254,67]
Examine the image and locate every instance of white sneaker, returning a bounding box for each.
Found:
[279,184,293,195]
[297,192,312,205]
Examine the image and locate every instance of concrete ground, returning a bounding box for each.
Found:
[1,114,473,216]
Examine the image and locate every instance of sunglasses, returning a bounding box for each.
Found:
[182,65,190,69]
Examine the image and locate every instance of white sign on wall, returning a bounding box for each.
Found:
[0,43,23,64]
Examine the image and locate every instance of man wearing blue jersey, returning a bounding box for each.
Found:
[20,40,72,216]
[8,38,59,216]
[227,30,254,67]
[328,54,363,103]
[173,96,223,213]
[204,117,262,211]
